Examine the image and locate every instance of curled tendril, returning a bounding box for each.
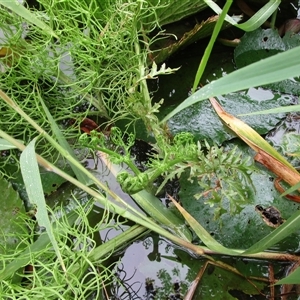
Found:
[79,131,107,150]
[110,127,123,146]
[117,171,149,194]
[78,133,90,147]
[110,127,135,154]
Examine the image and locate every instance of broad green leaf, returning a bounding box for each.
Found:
[195,262,265,299]
[234,29,285,69]
[242,211,300,254]
[162,46,300,122]
[0,0,58,38]
[0,177,26,253]
[167,90,291,144]
[283,31,300,49]
[20,138,66,272]
[276,267,300,284]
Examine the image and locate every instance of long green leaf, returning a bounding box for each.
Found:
[162,46,300,122]
[192,0,232,93]
[240,104,300,116]
[20,138,66,272]
[242,211,300,254]
[0,1,58,38]
[0,138,21,150]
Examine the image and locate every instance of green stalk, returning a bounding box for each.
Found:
[270,8,278,30]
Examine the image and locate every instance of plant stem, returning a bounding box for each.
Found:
[270,8,278,30]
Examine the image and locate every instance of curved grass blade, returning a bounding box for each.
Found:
[168,195,241,255]
[0,210,78,281]
[205,0,280,31]
[276,266,300,284]
[162,46,300,122]
[0,1,58,39]
[20,138,66,272]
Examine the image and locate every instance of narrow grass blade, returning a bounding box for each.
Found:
[281,181,300,197]
[162,46,300,122]
[240,105,300,116]
[0,1,58,39]
[20,138,66,272]
[192,0,232,93]
[133,190,193,242]
[39,94,90,185]
[243,211,300,254]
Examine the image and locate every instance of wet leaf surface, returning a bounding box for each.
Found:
[167,90,292,144]
[234,29,285,68]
